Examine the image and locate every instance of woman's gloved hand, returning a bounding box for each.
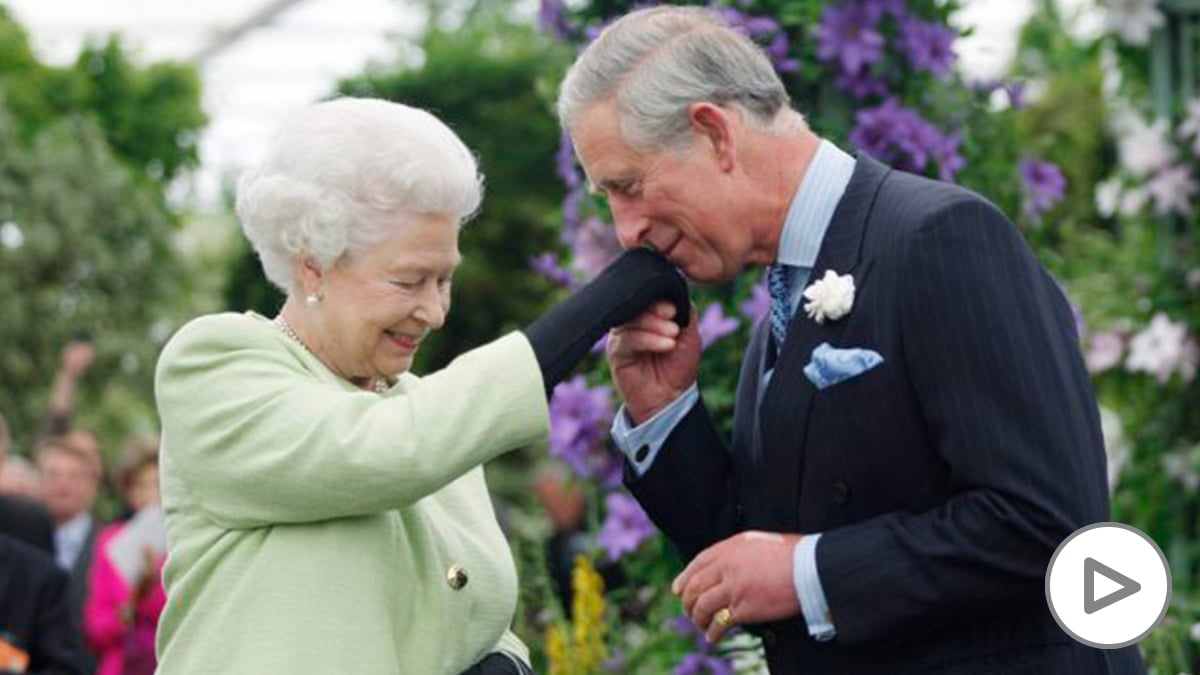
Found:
[524,247,690,395]
[458,651,533,675]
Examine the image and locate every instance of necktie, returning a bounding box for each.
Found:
[768,263,795,349]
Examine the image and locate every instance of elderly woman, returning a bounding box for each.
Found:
[154,97,687,674]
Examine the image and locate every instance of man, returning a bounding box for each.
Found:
[34,438,100,668]
[0,532,84,675]
[0,413,55,554]
[558,6,1144,673]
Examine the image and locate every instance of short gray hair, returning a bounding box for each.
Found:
[237,97,483,293]
[557,6,795,150]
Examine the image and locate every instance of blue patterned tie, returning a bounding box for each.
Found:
[768,263,795,349]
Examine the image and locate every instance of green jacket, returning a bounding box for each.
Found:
[154,312,548,674]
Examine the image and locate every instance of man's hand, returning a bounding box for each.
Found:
[673,531,803,643]
[606,301,702,424]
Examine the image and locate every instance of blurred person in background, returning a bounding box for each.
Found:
[35,437,101,672]
[45,340,95,439]
[0,532,85,675]
[0,455,44,502]
[154,97,687,675]
[0,412,55,555]
[83,448,164,675]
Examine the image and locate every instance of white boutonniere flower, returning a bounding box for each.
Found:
[803,270,855,324]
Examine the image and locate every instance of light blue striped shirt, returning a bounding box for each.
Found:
[611,139,855,641]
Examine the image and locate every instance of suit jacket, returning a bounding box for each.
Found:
[64,520,97,674]
[153,312,549,674]
[0,495,55,555]
[0,533,84,675]
[628,155,1145,674]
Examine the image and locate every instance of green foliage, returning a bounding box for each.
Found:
[0,5,206,184]
[0,5,206,460]
[0,109,190,456]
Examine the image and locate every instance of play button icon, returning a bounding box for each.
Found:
[1046,523,1170,648]
[1084,557,1140,614]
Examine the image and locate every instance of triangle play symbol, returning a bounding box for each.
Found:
[1084,557,1141,614]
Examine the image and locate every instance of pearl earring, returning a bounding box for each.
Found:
[305,293,320,308]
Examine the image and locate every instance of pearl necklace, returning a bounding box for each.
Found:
[273,315,390,394]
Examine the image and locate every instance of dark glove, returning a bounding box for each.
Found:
[458,652,533,675]
[524,247,690,395]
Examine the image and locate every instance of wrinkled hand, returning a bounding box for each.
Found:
[673,531,803,643]
[606,301,702,424]
[61,340,95,378]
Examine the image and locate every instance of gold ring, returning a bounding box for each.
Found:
[713,607,732,627]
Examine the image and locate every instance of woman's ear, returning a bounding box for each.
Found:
[294,255,325,297]
[687,102,736,172]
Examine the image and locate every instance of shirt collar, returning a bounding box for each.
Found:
[775,139,856,268]
[57,511,91,543]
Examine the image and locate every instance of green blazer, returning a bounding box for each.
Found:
[154,312,549,674]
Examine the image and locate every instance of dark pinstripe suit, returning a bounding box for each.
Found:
[627,155,1145,674]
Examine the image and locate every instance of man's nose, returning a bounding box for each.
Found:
[611,203,648,250]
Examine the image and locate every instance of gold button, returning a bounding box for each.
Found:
[446,563,468,590]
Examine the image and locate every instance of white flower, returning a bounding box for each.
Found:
[1095,177,1123,218]
[1187,268,1200,290]
[1104,0,1165,46]
[1099,406,1130,493]
[1126,313,1198,383]
[0,221,22,250]
[1118,117,1175,177]
[1120,186,1150,216]
[1162,448,1200,492]
[1147,164,1197,216]
[1190,621,1200,642]
[802,270,855,324]
[1178,98,1200,156]
[1087,329,1125,374]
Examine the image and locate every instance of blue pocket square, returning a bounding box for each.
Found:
[803,342,884,390]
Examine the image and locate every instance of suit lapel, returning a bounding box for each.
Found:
[756,154,890,528]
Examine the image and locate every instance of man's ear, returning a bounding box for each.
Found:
[688,102,736,172]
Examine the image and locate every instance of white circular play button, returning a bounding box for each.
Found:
[1045,522,1171,648]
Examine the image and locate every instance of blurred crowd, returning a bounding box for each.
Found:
[1,340,164,675]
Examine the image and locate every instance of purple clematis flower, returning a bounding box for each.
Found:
[931,132,965,182]
[556,131,582,189]
[814,2,886,76]
[675,653,736,675]
[1004,81,1028,110]
[850,99,948,176]
[538,0,574,41]
[570,217,622,282]
[862,0,908,21]
[597,492,657,561]
[896,18,957,76]
[698,303,740,349]
[836,68,889,100]
[548,376,620,485]
[741,281,771,323]
[529,252,574,287]
[1020,158,1067,218]
[716,8,799,74]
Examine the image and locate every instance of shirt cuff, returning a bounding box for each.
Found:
[794,533,836,641]
[610,384,699,477]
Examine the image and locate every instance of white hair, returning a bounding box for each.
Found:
[236,97,483,293]
[557,6,798,151]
